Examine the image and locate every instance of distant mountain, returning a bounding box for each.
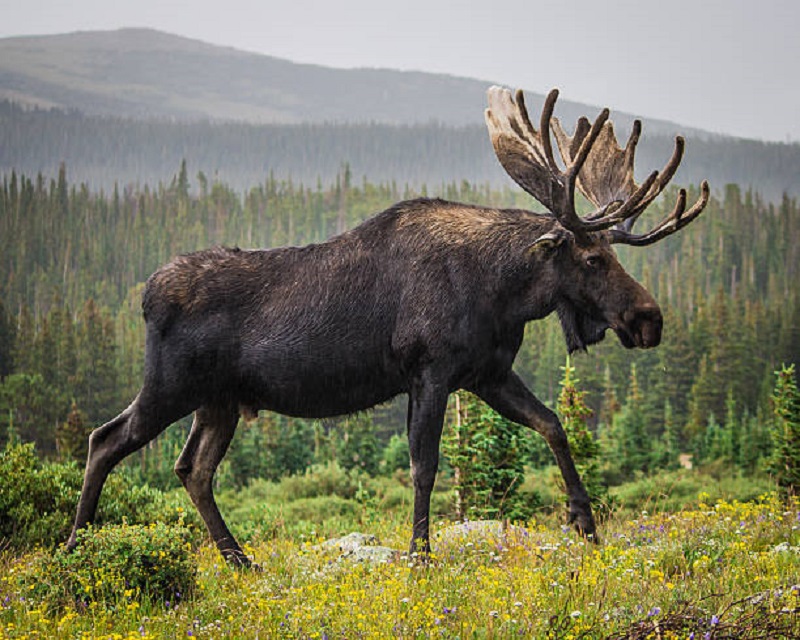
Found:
[0,28,703,136]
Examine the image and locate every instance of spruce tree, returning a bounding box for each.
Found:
[442,390,531,521]
[768,364,800,495]
[556,356,608,511]
[608,364,652,479]
[55,401,90,462]
[0,299,14,379]
[654,399,681,470]
[74,299,118,424]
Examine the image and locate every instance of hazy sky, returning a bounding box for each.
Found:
[2,0,798,142]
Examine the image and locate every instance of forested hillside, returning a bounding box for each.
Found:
[0,164,797,487]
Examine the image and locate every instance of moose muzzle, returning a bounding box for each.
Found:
[615,303,663,349]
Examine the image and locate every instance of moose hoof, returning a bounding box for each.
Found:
[221,548,260,571]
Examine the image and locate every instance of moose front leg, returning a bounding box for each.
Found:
[406,380,449,555]
[472,372,596,540]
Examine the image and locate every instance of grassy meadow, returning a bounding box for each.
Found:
[1,470,798,640]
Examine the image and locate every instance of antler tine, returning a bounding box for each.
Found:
[556,107,612,233]
[536,89,561,173]
[553,116,644,230]
[609,181,710,246]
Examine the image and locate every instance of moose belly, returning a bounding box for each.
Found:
[236,337,405,419]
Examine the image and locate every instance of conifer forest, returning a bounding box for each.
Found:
[0,159,797,490]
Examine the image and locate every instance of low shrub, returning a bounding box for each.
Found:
[22,521,197,610]
[0,442,83,548]
[273,461,373,501]
[0,441,202,549]
[611,468,776,513]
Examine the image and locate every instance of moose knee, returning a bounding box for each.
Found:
[538,416,569,451]
[175,462,214,492]
[174,462,192,484]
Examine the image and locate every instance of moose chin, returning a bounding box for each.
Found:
[67,87,708,567]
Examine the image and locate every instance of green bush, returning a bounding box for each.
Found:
[24,521,197,609]
[381,433,410,474]
[378,484,412,511]
[272,461,373,501]
[0,441,202,549]
[0,442,83,548]
[611,468,776,513]
[221,494,362,541]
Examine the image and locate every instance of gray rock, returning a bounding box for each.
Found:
[314,531,398,565]
[316,532,380,554]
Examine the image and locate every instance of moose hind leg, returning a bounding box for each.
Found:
[67,393,178,550]
[174,404,248,566]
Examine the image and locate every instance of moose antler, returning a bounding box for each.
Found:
[485,87,709,245]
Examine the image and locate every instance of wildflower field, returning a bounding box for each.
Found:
[1,493,798,639]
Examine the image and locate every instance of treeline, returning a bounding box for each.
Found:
[2,100,799,199]
[0,164,797,486]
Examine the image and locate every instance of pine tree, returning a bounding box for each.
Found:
[55,401,90,462]
[598,364,620,431]
[74,299,118,424]
[768,364,800,495]
[607,364,652,479]
[701,412,724,464]
[556,356,608,511]
[654,399,681,470]
[0,299,14,379]
[723,390,741,466]
[11,306,35,374]
[443,391,532,521]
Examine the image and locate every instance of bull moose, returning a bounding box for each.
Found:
[67,87,708,566]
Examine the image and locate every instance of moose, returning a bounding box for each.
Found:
[67,87,708,566]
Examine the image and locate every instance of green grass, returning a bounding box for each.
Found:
[1,492,798,639]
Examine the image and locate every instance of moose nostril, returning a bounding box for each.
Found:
[640,304,663,325]
[641,321,661,347]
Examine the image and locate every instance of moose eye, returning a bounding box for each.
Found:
[585,255,603,269]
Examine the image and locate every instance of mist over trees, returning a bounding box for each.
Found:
[2,101,799,201]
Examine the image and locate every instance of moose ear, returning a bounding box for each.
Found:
[529,231,565,256]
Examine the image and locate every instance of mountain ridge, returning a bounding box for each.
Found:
[0,27,711,137]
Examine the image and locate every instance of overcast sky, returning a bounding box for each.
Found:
[2,0,798,142]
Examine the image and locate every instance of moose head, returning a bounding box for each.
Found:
[486,87,709,353]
